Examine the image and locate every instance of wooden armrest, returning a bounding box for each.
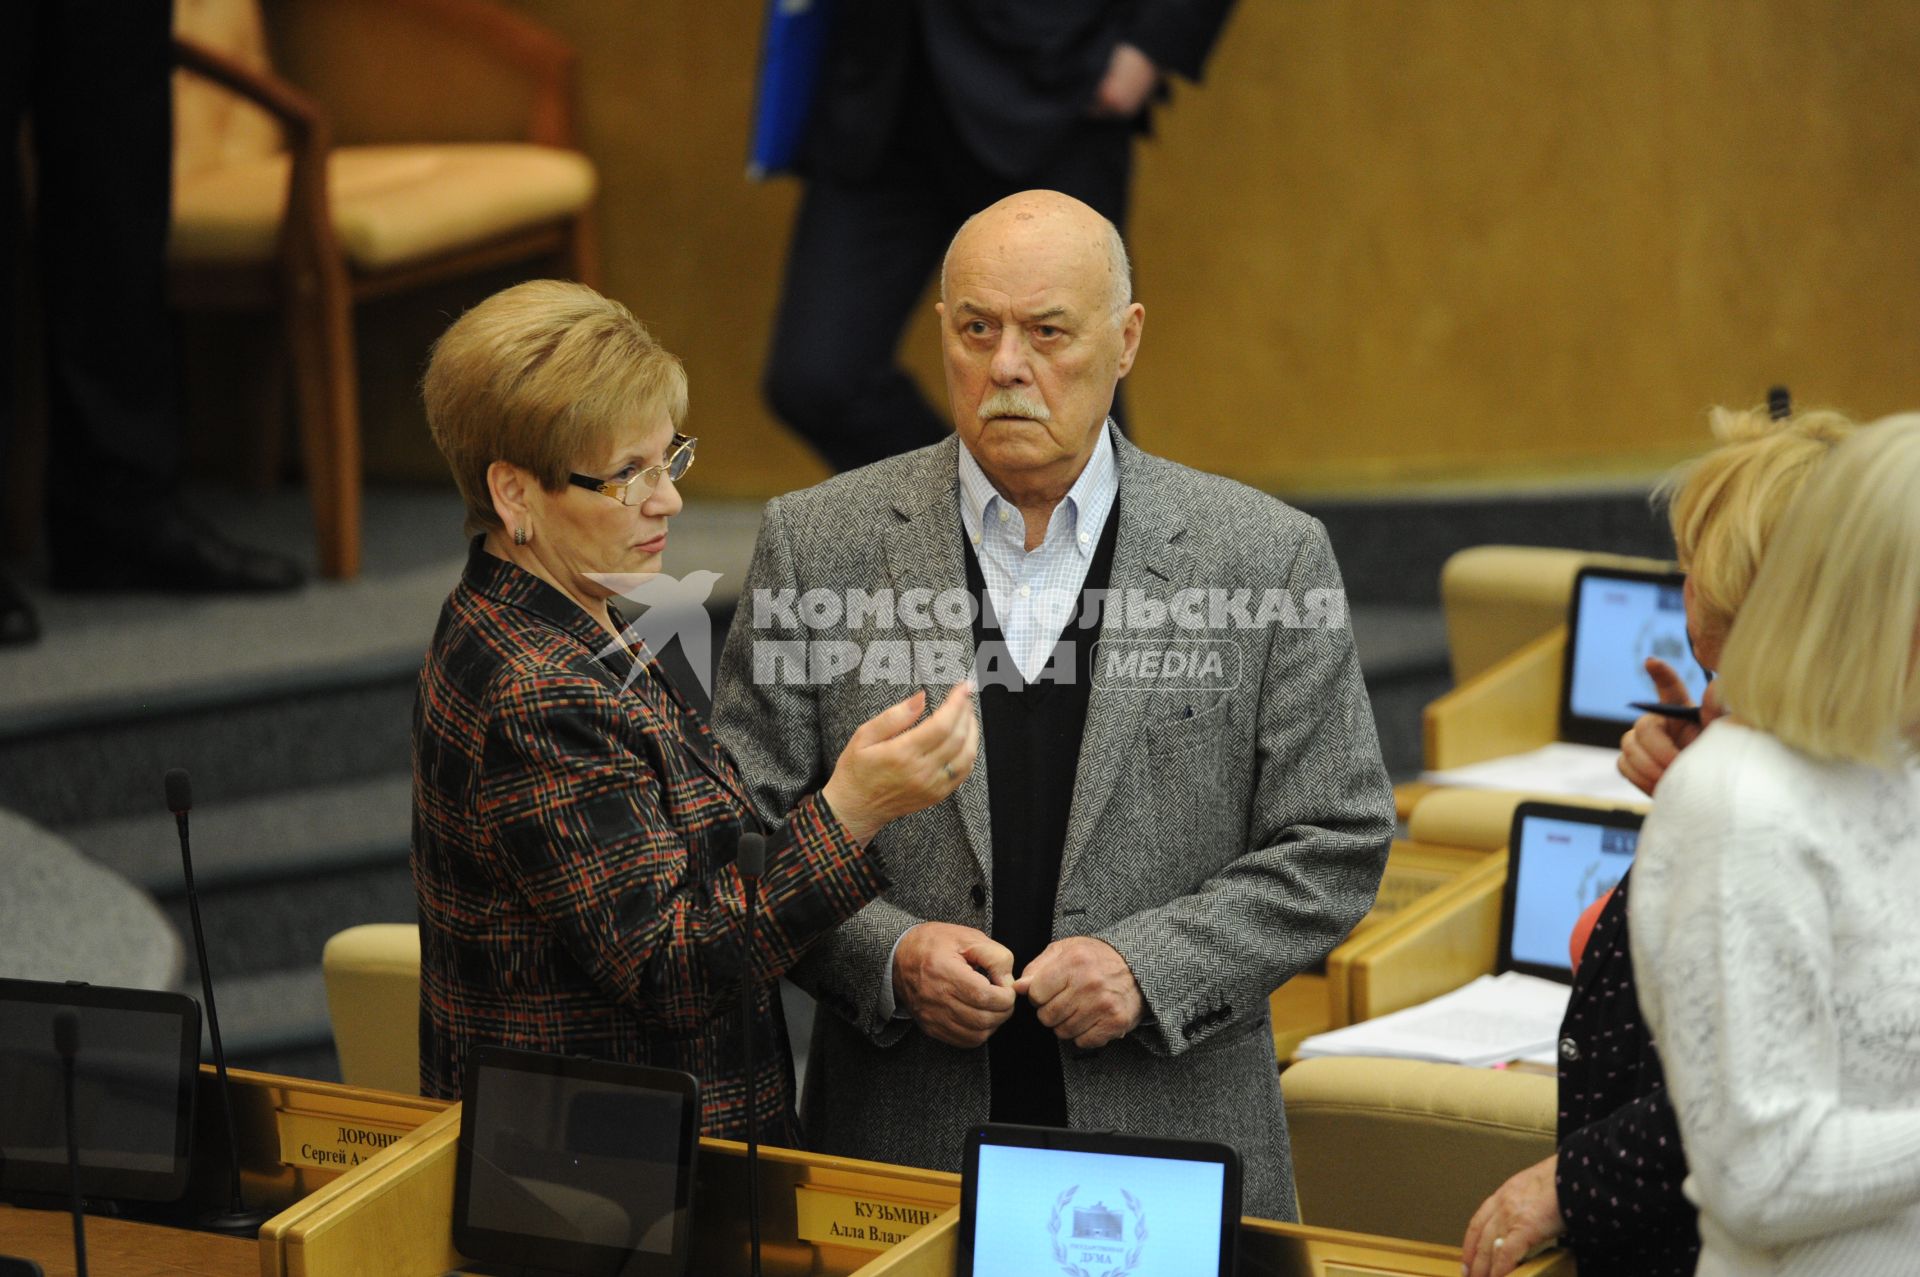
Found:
[173,36,336,260]
[1339,856,1507,1023]
[1422,625,1565,770]
[173,34,325,140]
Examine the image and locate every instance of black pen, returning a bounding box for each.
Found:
[1628,701,1703,724]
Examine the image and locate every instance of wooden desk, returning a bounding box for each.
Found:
[1393,779,1437,821]
[0,1203,256,1277]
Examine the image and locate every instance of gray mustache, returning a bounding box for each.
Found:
[978,391,1051,422]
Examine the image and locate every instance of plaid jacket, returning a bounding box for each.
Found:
[411,540,886,1140]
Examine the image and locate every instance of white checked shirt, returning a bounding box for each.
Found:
[876,424,1122,1022]
[957,424,1120,682]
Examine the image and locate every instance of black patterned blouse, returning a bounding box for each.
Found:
[412,540,887,1139]
[1554,866,1700,1274]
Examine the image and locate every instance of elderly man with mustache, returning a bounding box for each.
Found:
[714,190,1393,1220]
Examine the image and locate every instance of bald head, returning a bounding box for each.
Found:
[933,189,1145,510]
[941,191,1133,315]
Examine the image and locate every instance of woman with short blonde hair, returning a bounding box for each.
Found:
[1660,405,1860,665]
[1715,412,1920,764]
[1632,414,1920,1275]
[411,280,979,1139]
[422,279,690,538]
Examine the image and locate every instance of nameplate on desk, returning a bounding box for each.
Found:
[274,1107,412,1170]
[793,1184,943,1252]
[1321,1264,1404,1277]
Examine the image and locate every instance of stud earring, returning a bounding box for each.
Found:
[513,526,528,546]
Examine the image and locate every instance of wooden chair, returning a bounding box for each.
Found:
[1283,1055,1557,1246]
[168,0,600,579]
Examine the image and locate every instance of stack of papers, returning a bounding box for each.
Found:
[1422,742,1650,808]
[1296,972,1572,1068]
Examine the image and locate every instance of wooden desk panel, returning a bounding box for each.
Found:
[0,1203,256,1277]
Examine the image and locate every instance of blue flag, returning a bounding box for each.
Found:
[747,0,838,180]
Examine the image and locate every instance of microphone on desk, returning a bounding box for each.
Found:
[736,830,768,1277]
[53,1011,88,1277]
[166,768,271,1237]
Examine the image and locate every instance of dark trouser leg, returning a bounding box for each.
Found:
[32,0,180,565]
[1018,119,1134,237]
[0,5,40,641]
[1,1,37,493]
[1014,119,1136,433]
[762,177,955,473]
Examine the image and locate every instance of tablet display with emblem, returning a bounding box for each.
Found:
[1561,566,1711,746]
[959,1123,1239,1277]
[1501,801,1643,983]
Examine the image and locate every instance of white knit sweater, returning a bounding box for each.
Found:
[1631,720,1920,1276]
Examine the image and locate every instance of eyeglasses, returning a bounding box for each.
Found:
[567,435,696,506]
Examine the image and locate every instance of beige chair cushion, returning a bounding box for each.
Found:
[322,922,422,1096]
[1407,785,1647,852]
[170,143,596,270]
[1282,1055,1556,1245]
[1441,545,1673,685]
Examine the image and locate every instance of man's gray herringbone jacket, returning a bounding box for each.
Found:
[711,430,1395,1220]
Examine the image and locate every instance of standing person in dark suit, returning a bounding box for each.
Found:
[762,0,1238,474]
[0,0,303,647]
[1460,403,1861,1277]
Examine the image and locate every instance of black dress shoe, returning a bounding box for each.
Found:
[0,570,40,645]
[48,510,306,594]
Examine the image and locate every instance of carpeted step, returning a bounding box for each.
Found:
[61,774,412,897]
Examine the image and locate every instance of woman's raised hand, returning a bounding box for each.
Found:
[821,682,977,846]
[1618,657,1706,796]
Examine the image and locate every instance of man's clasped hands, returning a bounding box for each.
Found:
[893,923,1144,1050]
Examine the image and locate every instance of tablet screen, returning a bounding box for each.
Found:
[453,1047,699,1277]
[1565,570,1709,737]
[0,979,200,1203]
[466,1066,685,1250]
[1505,807,1640,980]
[961,1126,1238,1277]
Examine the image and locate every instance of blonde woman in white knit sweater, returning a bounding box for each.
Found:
[1632,414,1920,1277]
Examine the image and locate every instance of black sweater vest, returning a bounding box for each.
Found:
[963,501,1121,1127]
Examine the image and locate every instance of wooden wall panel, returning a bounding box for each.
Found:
[1127,1,1920,491]
[340,1,1920,499]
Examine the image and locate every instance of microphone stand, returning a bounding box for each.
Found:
[54,1011,88,1277]
[736,832,767,1277]
[167,769,271,1236]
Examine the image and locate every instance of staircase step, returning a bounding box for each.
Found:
[0,558,461,741]
[164,859,416,985]
[193,965,333,1061]
[62,774,412,896]
[0,676,417,828]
